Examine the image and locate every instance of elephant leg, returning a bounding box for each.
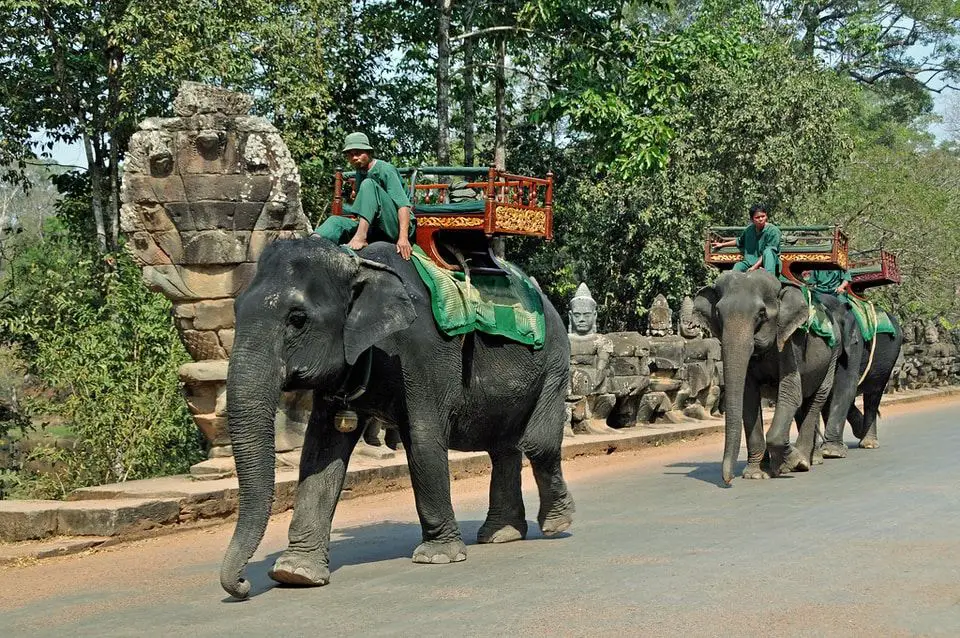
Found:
[401,419,467,564]
[767,369,803,478]
[821,342,862,459]
[477,447,527,544]
[522,379,575,536]
[857,391,882,448]
[742,376,768,480]
[270,405,362,587]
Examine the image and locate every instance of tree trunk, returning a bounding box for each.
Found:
[493,34,507,171]
[463,35,476,165]
[436,0,453,165]
[108,133,120,251]
[82,132,108,253]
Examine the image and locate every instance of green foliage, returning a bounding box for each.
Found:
[0,220,203,499]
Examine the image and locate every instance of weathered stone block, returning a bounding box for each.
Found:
[191,299,236,331]
[607,332,650,357]
[611,356,643,376]
[182,382,218,416]
[570,365,607,396]
[190,457,236,481]
[0,501,58,542]
[570,397,587,422]
[172,302,197,319]
[570,353,598,366]
[235,115,276,132]
[182,230,251,264]
[122,174,186,204]
[181,329,227,360]
[195,414,231,446]
[684,337,721,362]
[649,336,686,370]
[57,499,180,536]
[142,263,257,301]
[209,445,233,459]
[176,131,242,174]
[181,174,273,203]
[234,202,267,231]
[179,360,229,383]
[254,201,293,230]
[129,231,172,266]
[586,393,616,420]
[218,329,235,356]
[648,378,682,392]
[173,81,254,117]
[152,229,184,263]
[609,375,650,396]
[568,335,599,356]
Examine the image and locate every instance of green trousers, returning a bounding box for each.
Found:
[733,248,779,275]
[316,178,414,244]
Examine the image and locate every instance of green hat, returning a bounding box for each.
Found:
[342,132,373,152]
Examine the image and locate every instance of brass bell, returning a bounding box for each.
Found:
[334,409,358,433]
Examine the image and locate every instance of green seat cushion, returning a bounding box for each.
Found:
[413,201,486,214]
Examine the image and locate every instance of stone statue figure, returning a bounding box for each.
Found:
[923,321,940,345]
[646,294,673,337]
[678,295,703,339]
[569,282,598,336]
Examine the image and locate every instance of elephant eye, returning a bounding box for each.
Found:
[756,307,768,322]
[288,309,308,329]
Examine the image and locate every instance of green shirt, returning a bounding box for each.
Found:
[805,268,851,294]
[355,159,414,217]
[736,223,781,265]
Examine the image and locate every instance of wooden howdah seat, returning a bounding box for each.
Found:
[704,225,850,286]
[848,248,901,294]
[331,166,553,274]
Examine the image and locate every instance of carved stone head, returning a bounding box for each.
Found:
[569,282,598,336]
[647,293,673,336]
[924,321,940,345]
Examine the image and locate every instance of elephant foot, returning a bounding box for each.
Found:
[781,446,810,473]
[538,493,575,536]
[268,551,330,587]
[811,448,824,465]
[412,539,467,564]
[859,437,880,449]
[477,520,527,544]
[742,463,769,480]
[820,441,848,459]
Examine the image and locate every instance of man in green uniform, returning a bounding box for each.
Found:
[315,132,415,260]
[712,204,781,275]
[804,268,852,296]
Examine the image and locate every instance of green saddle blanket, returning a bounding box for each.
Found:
[843,295,896,342]
[410,246,546,349]
[800,287,838,347]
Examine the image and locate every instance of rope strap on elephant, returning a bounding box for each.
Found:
[410,246,546,349]
[799,287,838,347]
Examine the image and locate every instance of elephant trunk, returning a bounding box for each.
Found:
[220,326,283,599]
[720,326,754,485]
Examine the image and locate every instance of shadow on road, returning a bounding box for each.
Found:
[663,460,725,486]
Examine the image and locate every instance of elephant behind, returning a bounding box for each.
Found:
[220,237,574,599]
[695,271,840,484]
[814,294,903,457]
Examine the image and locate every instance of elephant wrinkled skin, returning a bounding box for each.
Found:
[694,271,840,485]
[220,237,574,599]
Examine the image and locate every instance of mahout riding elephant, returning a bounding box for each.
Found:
[813,294,903,457]
[694,271,840,485]
[220,237,575,599]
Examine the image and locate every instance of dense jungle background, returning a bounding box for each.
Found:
[2,0,960,498]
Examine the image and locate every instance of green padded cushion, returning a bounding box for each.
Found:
[409,246,545,348]
[413,201,486,214]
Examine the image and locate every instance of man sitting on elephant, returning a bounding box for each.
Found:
[315,132,415,260]
[712,204,782,275]
[804,268,852,297]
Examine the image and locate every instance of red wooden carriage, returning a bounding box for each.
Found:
[331,166,553,274]
[848,248,902,294]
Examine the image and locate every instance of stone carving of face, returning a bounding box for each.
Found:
[924,322,939,344]
[569,297,598,336]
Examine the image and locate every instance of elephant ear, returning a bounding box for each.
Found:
[343,258,417,365]
[693,285,721,337]
[777,285,809,352]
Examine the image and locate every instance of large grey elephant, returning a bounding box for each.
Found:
[814,294,903,457]
[694,271,840,484]
[220,237,575,599]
